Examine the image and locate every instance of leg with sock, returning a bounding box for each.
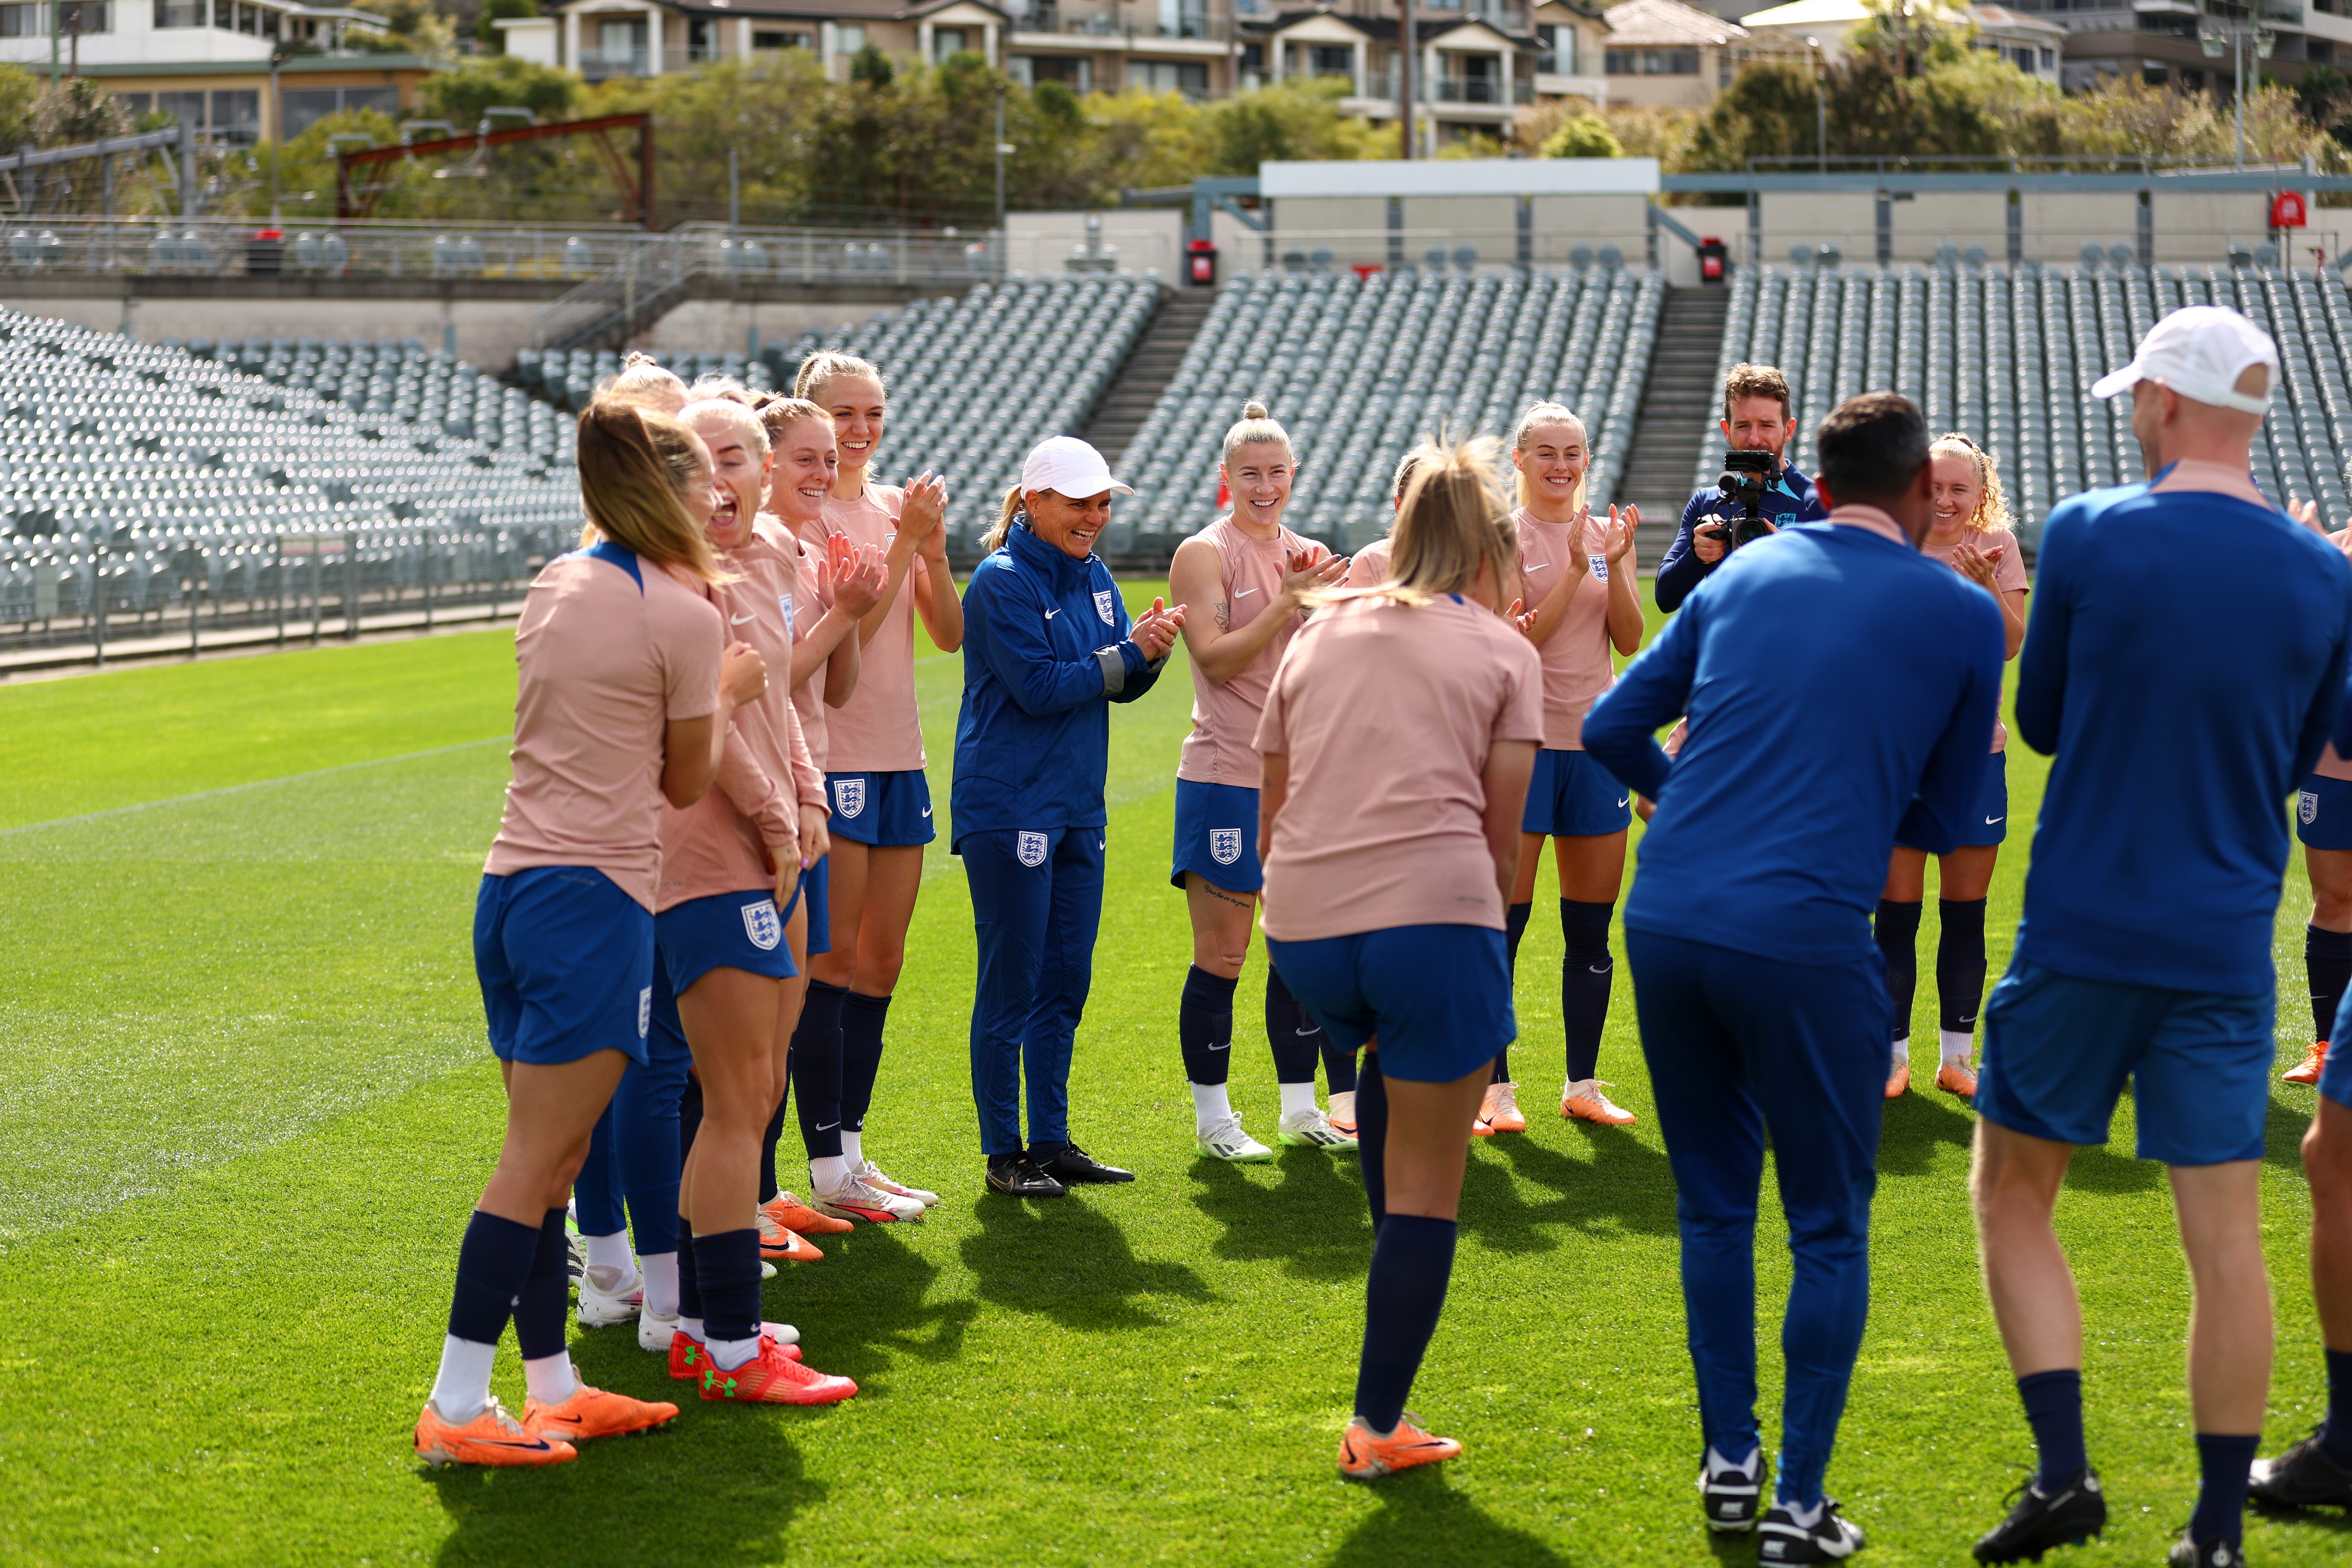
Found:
[2310,923,2352,1049]
[615,1022,688,1321]
[515,1208,581,1407]
[837,989,891,1172]
[1267,965,1324,1124]
[2326,1347,2352,1464]
[430,1209,542,1422]
[675,1225,704,1345]
[1935,896,1989,1069]
[2017,1369,2087,1488]
[1354,1213,1457,1432]
[1180,964,1240,1131]
[1560,897,1615,1085]
[1356,1053,1389,1230]
[1494,902,1532,1087]
[793,979,850,1194]
[696,1227,766,1370]
[1875,898,1921,1077]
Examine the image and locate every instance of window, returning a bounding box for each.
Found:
[2313,35,2337,59]
[212,0,228,25]
[933,25,966,57]
[0,2,41,33]
[1157,0,1206,36]
[753,27,811,48]
[2039,46,2055,67]
[1308,43,1352,74]
[1536,23,1575,73]
[210,89,260,143]
[118,91,150,115]
[834,22,864,52]
[156,90,206,130]
[1130,58,1208,94]
[1605,46,1698,73]
[57,0,109,31]
[154,0,202,24]
[281,84,396,136]
[1015,52,1091,87]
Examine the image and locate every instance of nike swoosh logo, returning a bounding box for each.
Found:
[1096,839,1106,850]
[921,805,933,817]
[1233,587,1259,598]
[1044,609,1060,619]
[1985,816,2003,825]
[731,613,757,625]
[1207,1042,1230,1052]
[1616,797,1629,807]
[1526,562,1551,572]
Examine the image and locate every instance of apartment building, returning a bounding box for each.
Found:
[1979,0,2340,91]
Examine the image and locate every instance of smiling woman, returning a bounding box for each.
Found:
[952,435,1186,1199]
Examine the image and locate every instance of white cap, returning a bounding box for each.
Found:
[1021,435,1132,499]
[2090,305,2278,415]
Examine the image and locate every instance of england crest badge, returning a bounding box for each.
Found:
[1210,828,1244,866]
[2303,791,2320,826]
[834,777,866,818]
[1590,552,1609,583]
[1017,830,1049,867]
[743,898,783,951]
[1095,589,1117,625]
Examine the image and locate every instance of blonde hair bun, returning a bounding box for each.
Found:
[1241,399,1269,420]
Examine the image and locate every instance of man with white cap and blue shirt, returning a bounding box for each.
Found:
[1969,306,2352,1567]
[954,436,1187,1198]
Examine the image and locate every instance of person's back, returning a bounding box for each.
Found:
[1598,517,2003,965]
[2016,470,2352,993]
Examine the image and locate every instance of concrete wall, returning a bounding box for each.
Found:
[1003,211,1183,278]
[629,298,911,360]
[1888,191,2008,259]
[1757,193,1879,265]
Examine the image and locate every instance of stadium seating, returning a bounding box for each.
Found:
[1702,253,2352,541]
[0,316,578,638]
[1109,261,1665,556]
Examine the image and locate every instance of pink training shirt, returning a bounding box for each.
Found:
[1255,593,1543,942]
[485,548,725,912]
[1514,506,1621,751]
[805,483,929,774]
[1345,535,1393,588]
[757,514,838,772]
[657,557,828,912]
[1178,517,1331,786]
[1919,522,2030,753]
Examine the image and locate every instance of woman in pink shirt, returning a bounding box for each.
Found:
[1168,402,1355,1163]
[1491,404,1644,1135]
[1255,438,1542,1483]
[794,351,961,1220]
[1340,450,1428,589]
[1873,433,2029,1101]
[417,398,761,1468]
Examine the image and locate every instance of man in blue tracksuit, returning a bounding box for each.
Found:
[1585,392,2003,1563]
[1968,307,2352,1568]
[953,437,1185,1199]
[1654,362,1828,613]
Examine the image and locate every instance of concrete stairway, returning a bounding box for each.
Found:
[1082,289,1215,467]
[1619,285,1732,570]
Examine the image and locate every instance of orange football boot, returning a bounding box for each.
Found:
[2287,1042,2329,1086]
[1935,1059,1979,1098]
[765,1191,853,1237]
[758,1211,823,1263]
[1563,1080,1639,1126]
[524,1383,679,1444]
[1337,1412,1462,1480]
[669,1324,801,1381]
[697,1338,857,1405]
[1475,1080,1527,1135]
[414,1397,576,1468]
[1884,1061,1910,1100]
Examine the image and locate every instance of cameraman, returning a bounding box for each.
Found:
[1654,364,1827,613]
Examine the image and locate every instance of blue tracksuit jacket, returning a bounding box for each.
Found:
[1655,461,1826,612]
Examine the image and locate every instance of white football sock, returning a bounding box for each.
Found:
[522,1350,579,1406]
[1889,1035,1910,1065]
[1190,1082,1233,1130]
[582,1230,632,1276]
[679,1315,705,1344]
[640,1250,679,1318]
[1939,1028,1975,1064]
[429,1335,497,1425]
[709,1334,762,1372]
[583,1262,634,1296]
[840,1130,864,1169]
[1329,1089,1356,1126]
[1780,1497,1826,1527]
[810,1155,849,1194]
[1278,1081,1318,1119]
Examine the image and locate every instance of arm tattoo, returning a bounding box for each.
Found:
[1212,599,1229,631]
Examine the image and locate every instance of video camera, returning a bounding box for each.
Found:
[1706,449,1777,550]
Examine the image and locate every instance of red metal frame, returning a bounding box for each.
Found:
[335,113,656,228]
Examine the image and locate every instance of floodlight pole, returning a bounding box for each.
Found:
[1807,36,1826,174]
[1399,0,1415,159]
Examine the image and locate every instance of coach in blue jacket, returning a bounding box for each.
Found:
[1584,391,2002,1559]
[954,436,1185,1199]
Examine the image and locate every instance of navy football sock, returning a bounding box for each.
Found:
[1179,965,1238,1085]
[2190,1432,2258,1545]
[838,991,892,1133]
[1354,1213,1458,1434]
[2017,1368,2086,1490]
[676,1222,702,1322]
[445,1209,540,1346]
[1323,1037,1358,1095]
[2309,926,2352,1043]
[2321,1347,2352,1464]
[791,980,848,1160]
[1266,965,1320,1085]
[1356,1054,1389,1229]
[1499,903,1532,1085]
[1875,899,1922,1044]
[678,1071,704,1160]
[1936,897,1990,1036]
[697,1227,764,1346]
[759,1094,788,1205]
[1561,897,1614,1084]
[512,1208,571,1361]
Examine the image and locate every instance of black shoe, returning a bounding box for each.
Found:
[1756,1497,1864,1562]
[1698,1445,1767,1533]
[1031,1141,1134,1184]
[2250,1427,2352,1509]
[985,1153,1065,1199]
[1972,1468,2107,1563]
[2166,1531,2245,1568]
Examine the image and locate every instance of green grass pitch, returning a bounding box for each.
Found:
[0,582,2345,1566]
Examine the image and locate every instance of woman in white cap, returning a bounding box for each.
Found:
[953,436,1187,1197]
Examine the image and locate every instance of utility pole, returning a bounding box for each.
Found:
[993,82,1009,229]
[47,0,57,90]
[1399,0,1415,159]
[1807,36,1825,174]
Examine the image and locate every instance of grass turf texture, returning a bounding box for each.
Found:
[0,582,2345,1567]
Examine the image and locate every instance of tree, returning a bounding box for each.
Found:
[419,55,579,129]
[348,0,456,57]
[33,74,128,147]
[474,0,538,52]
[1192,77,1386,176]
[1539,112,1623,158]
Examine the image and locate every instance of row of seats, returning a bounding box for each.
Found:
[1707,258,2352,538]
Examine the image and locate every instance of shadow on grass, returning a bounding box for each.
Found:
[1188,1147,1372,1280]
[2062,1142,2161,1194]
[1323,1468,1575,1566]
[424,1408,822,1567]
[2264,1092,2318,1175]
[1475,1124,1680,1243]
[752,1222,980,1378]
[2252,1497,2352,1536]
[1877,1088,1975,1175]
[960,1189,1215,1329]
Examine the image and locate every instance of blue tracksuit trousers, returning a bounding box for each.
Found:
[572,958,694,1255]
[963,826,1106,1157]
[1625,928,1889,1507]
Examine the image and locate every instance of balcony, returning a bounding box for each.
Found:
[1356,71,1532,104]
[579,48,649,79]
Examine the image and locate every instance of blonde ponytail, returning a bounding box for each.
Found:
[1312,437,1516,609]
[980,483,1025,554]
[575,397,724,583]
